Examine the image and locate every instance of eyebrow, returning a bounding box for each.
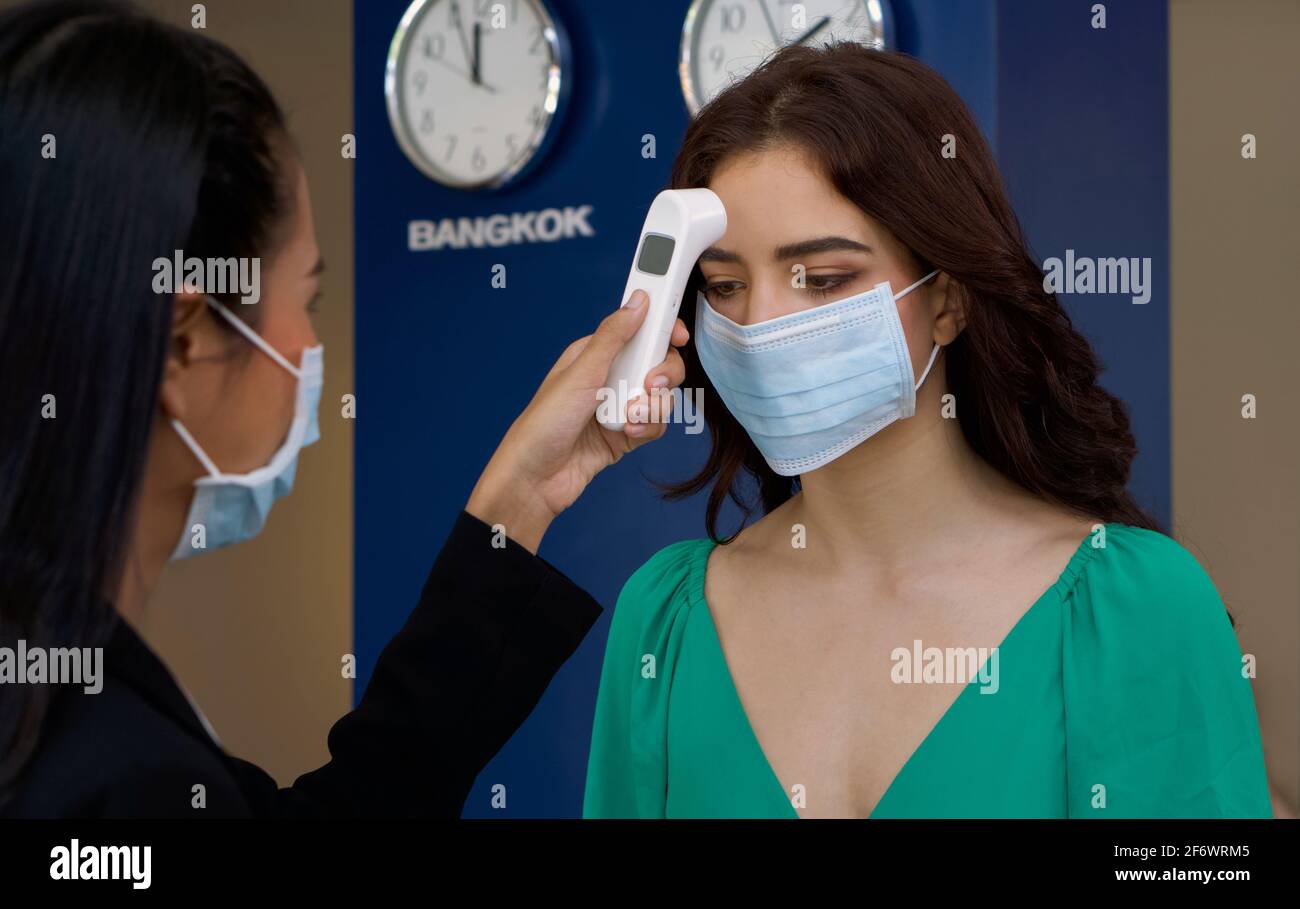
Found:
[307,257,326,277]
[698,235,873,265]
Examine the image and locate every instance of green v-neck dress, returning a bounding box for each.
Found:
[582,523,1272,818]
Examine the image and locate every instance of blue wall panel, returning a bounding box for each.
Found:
[997,0,1170,524]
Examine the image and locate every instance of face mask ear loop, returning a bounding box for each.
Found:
[170,419,223,478]
[914,342,943,391]
[204,295,303,378]
[895,270,942,391]
[895,268,941,301]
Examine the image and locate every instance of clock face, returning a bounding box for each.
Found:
[680,0,891,115]
[385,0,567,189]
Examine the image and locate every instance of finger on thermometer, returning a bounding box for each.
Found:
[645,347,686,394]
[669,317,690,348]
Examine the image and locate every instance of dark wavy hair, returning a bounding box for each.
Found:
[662,43,1165,548]
[0,0,292,803]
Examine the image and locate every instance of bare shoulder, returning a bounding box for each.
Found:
[702,495,802,609]
[956,502,1103,582]
[1051,509,1108,546]
[1023,506,1107,566]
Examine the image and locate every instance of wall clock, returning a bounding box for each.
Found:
[385,0,570,189]
[680,0,893,116]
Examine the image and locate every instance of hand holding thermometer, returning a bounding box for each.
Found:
[598,188,728,431]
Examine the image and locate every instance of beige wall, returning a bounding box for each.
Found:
[1170,0,1299,813]
[137,0,354,786]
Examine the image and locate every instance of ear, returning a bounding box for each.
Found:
[929,272,967,345]
[158,291,209,422]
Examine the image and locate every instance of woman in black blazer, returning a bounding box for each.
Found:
[0,0,687,817]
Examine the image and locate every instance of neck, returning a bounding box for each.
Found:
[115,427,193,629]
[791,369,1025,575]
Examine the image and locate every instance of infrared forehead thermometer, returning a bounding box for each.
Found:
[598,188,727,431]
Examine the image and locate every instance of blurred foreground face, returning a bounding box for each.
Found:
[169,163,323,481]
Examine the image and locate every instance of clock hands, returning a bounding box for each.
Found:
[757,0,781,45]
[790,15,831,46]
[447,1,497,93]
[428,55,497,94]
[472,21,481,86]
[756,2,832,49]
[449,1,473,66]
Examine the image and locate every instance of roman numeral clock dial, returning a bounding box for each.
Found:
[385,0,570,190]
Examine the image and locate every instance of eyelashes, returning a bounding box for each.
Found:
[702,274,857,303]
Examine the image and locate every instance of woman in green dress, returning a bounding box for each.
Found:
[583,44,1272,819]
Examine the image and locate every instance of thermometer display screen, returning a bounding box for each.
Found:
[635,233,676,276]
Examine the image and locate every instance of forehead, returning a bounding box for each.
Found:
[269,163,319,275]
[706,144,882,258]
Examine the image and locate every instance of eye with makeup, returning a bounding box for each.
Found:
[306,291,322,314]
[702,272,860,303]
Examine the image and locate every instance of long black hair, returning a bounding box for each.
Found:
[0,0,292,801]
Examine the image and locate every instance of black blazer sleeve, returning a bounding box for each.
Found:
[225,509,603,817]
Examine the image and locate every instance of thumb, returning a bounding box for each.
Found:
[571,290,649,379]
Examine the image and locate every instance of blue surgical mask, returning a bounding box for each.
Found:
[694,270,940,476]
[169,296,324,560]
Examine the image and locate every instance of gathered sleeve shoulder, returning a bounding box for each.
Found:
[1062,524,1272,817]
[582,539,709,818]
